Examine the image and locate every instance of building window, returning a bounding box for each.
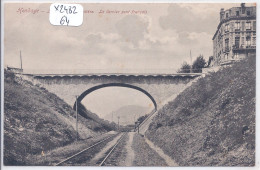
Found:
[225,53,228,60]
[234,53,239,59]
[252,37,256,45]
[235,22,240,30]
[247,11,251,16]
[242,8,245,14]
[242,37,245,45]
[235,37,240,48]
[253,21,256,30]
[225,24,229,32]
[218,33,221,42]
[225,38,229,51]
[246,36,251,46]
[246,22,251,30]
[236,11,239,16]
[226,13,229,18]
[242,21,245,31]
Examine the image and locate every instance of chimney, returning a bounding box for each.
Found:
[220,8,225,21]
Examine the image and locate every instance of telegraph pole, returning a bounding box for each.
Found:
[134,114,136,127]
[20,50,23,70]
[75,96,78,141]
[117,116,120,132]
[137,121,140,134]
[190,50,192,73]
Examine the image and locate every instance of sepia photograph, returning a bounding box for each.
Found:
[1,0,258,168]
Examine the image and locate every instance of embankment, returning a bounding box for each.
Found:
[146,55,255,166]
[4,70,108,165]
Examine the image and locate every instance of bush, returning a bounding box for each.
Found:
[178,62,191,73]
[192,55,206,73]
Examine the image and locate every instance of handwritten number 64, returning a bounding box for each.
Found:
[60,16,69,26]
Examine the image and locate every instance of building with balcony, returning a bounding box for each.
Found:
[212,3,256,66]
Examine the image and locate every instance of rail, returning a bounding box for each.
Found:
[137,109,156,131]
[55,132,126,166]
[99,132,127,166]
[55,133,118,166]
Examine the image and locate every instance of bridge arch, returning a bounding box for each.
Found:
[73,83,157,111]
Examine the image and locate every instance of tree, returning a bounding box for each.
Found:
[137,115,149,124]
[207,56,214,67]
[192,55,206,73]
[178,62,191,73]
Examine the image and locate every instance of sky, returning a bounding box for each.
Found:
[4,2,244,73]
[81,87,153,118]
[4,2,249,119]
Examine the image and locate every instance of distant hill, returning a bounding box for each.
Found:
[104,105,152,125]
[146,54,255,166]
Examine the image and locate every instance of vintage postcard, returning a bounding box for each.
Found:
[1,0,258,169]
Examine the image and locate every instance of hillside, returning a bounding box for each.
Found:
[104,105,151,125]
[4,70,109,165]
[146,55,255,166]
[78,103,117,131]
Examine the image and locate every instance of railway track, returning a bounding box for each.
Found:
[55,132,127,166]
[99,132,127,166]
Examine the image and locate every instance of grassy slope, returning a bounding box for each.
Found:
[4,71,108,165]
[132,134,168,166]
[146,55,255,166]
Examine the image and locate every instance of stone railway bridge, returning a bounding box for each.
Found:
[21,72,201,113]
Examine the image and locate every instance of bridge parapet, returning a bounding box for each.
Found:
[21,69,202,78]
[22,73,201,78]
